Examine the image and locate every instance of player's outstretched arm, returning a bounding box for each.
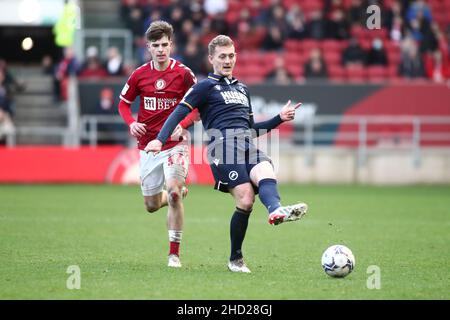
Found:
[251,100,301,137]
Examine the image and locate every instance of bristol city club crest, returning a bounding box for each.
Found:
[155,79,166,90]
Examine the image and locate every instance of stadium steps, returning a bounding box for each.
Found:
[81,0,125,29]
[10,66,67,145]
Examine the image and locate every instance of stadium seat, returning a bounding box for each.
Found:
[346,66,367,82]
[320,40,343,53]
[301,39,321,55]
[368,28,388,40]
[284,39,301,53]
[387,50,401,66]
[367,66,388,83]
[328,65,346,82]
[286,64,304,79]
[323,51,342,66]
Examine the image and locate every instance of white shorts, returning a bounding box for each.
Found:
[139,145,189,196]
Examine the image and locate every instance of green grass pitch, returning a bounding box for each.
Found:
[0,184,449,299]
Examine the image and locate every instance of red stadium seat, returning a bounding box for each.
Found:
[350,25,366,39]
[368,28,388,40]
[367,66,388,83]
[301,39,321,55]
[328,65,346,81]
[323,51,342,65]
[320,40,343,53]
[284,39,302,53]
[387,50,401,66]
[346,66,367,82]
[285,64,304,79]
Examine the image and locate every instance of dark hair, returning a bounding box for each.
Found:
[145,20,174,42]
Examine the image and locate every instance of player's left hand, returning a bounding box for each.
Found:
[280,100,302,122]
[144,139,163,154]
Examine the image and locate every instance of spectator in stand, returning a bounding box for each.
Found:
[342,37,367,67]
[262,25,285,51]
[143,9,162,36]
[384,0,404,38]
[0,58,25,115]
[78,46,108,79]
[104,47,125,76]
[424,50,450,83]
[258,0,283,26]
[406,0,432,25]
[306,10,327,40]
[166,5,185,34]
[398,43,426,78]
[420,22,444,55]
[286,4,307,40]
[266,56,293,85]
[267,4,289,36]
[189,0,205,30]
[176,19,195,49]
[389,16,405,43]
[125,5,144,37]
[0,69,15,139]
[326,8,350,40]
[181,34,206,77]
[304,48,328,79]
[366,38,388,66]
[53,47,78,101]
[347,0,366,26]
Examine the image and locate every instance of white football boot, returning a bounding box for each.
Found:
[268,203,308,225]
[227,258,251,273]
[168,254,182,268]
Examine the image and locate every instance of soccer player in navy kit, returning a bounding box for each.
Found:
[145,35,308,273]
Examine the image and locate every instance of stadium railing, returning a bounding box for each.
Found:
[77,114,450,167]
[75,28,133,63]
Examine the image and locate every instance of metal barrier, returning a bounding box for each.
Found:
[296,115,450,167]
[78,114,450,167]
[76,28,133,63]
[79,115,130,147]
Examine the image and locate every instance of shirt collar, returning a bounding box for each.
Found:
[208,73,239,84]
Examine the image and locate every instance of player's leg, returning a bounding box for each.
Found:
[250,160,308,225]
[165,177,184,267]
[140,150,166,213]
[163,146,189,268]
[227,183,254,273]
[143,192,167,213]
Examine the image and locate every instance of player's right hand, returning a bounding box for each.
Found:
[129,121,146,138]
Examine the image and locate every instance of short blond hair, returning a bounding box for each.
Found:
[208,35,234,56]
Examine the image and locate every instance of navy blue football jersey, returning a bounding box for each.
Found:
[179,73,253,132]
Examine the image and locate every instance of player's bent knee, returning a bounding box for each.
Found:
[238,196,255,212]
[167,187,182,206]
[144,201,160,213]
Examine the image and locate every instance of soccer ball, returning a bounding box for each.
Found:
[321,245,355,278]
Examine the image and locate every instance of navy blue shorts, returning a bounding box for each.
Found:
[207,135,272,193]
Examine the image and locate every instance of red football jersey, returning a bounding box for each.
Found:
[119,58,197,151]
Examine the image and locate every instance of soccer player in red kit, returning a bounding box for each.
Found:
[118,21,199,268]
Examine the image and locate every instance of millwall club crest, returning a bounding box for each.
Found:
[155,79,166,90]
[214,85,221,91]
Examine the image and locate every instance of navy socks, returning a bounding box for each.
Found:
[230,207,251,261]
[258,178,281,213]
